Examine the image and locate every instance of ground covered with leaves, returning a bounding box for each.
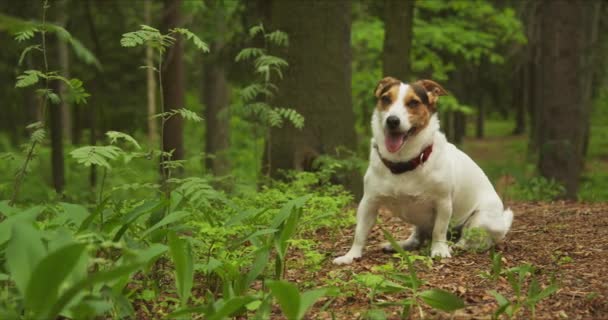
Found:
[290,201,608,319]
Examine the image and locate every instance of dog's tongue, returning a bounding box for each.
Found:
[385,132,406,153]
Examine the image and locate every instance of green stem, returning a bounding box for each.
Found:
[10,0,50,206]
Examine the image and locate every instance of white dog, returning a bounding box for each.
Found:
[333,77,513,264]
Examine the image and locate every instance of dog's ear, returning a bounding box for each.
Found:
[374,77,401,98]
[415,79,448,108]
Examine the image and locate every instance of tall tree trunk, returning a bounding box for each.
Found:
[476,96,484,138]
[203,3,230,177]
[537,0,595,199]
[268,0,361,197]
[50,79,65,194]
[145,0,158,144]
[454,111,466,145]
[382,0,414,80]
[162,0,185,175]
[512,66,526,135]
[56,0,72,143]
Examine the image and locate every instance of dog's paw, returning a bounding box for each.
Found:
[333,254,360,265]
[431,242,452,258]
[381,239,419,253]
[381,242,396,253]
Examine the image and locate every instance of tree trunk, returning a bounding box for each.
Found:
[382,0,414,81]
[537,0,595,199]
[454,111,466,145]
[476,96,484,138]
[268,0,361,197]
[203,52,230,176]
[50,80,65,194]
[512,66,526,135]
[145,0,158,144]
[162,0,185,174]
[56,0,72,143]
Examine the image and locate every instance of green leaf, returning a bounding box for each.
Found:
[70,145,122,169]
[106,131,141,149]
[15,70,43,88]
[235,48,265,62]
[141,210,191,238]
[46,263,145,319]
[245,247,270,287]
[113,200,164,241]
[168,232,194,307]
[267,280,301,320]
[419,288,465,312]
[298,288,327,320]
[168,296,254,320]
[171,28,209,52]
[24,243,87,317]
[57,202,89,227]
[0,205,44,245]
[488,290,512,317]
[5,221,45,295]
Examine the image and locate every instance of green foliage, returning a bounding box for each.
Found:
[267,280,327,320]
[120,24,209,54]
[412,0,525,80]
[350,228,466,318]
[483,263,559,319]
[168,231,194,307]
[70,146,122,169]
[510,177,566,201]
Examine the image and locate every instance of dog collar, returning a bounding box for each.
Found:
[374,143,433,174]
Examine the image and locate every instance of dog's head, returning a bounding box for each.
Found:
[373,77,447,153]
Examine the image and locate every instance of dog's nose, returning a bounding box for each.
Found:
[386,116,400,129]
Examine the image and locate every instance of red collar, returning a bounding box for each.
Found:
[374,144,433,174]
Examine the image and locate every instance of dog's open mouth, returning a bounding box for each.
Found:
[384,127,416,153]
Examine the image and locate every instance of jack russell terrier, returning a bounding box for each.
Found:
[333,77,513,264]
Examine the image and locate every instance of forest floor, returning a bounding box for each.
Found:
[289,201,608,319]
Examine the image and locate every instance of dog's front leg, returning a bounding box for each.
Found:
[431,198,453,258]
[333,195,379,265]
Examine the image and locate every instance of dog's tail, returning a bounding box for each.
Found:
[503,208,514,232]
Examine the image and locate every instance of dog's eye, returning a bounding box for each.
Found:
[408,100,420,108]
[381,95,391,105]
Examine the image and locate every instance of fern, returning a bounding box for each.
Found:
[121,25,166,50]
[106,131,141,150]
[249,23,264,38]
[171,28,209,52]
[30,129,45,144]
[70,146,122,169]
[240,83,274,101]
[275,108,304,129]
[66,78,90,105]
[14,28,36,41]
[154,108,203,122]
[265,30,289,47]
[235,48,265,62]
[170,177,223,209]
[15,70,44,88]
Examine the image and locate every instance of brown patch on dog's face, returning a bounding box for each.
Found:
[374,77,401,111]
[404,87,432,135]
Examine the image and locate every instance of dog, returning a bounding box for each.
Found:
[333,77,513,264]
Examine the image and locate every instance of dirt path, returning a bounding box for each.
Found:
[293,202,608,319]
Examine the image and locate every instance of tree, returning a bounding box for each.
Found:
[49,0,70,195]
[268,0,361,196]
[145,0,158,144]
[382,0,414,80]
[162,0,185,174]
[203,3,230,177]
[537,0,599,198]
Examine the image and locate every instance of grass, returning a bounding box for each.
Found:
[461,114,608,202]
